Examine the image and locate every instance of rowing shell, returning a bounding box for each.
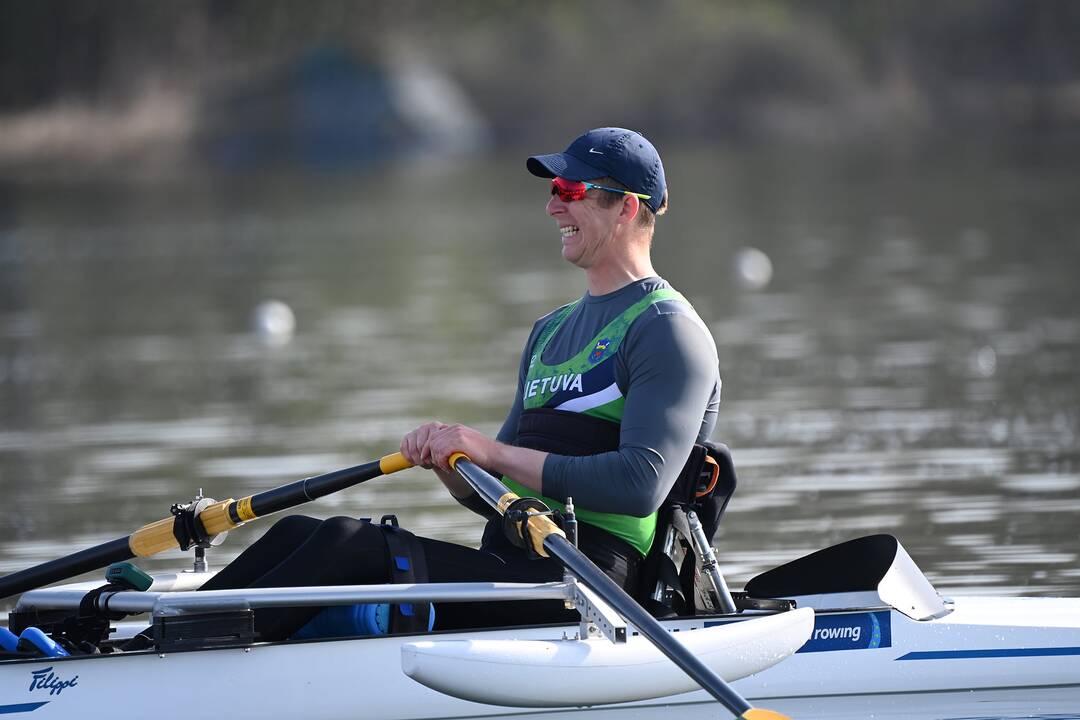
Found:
[4,533,1080,719]
[0,611,809,719]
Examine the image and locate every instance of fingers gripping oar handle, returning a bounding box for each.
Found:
[448,453,790,720]
[0,453,413,601]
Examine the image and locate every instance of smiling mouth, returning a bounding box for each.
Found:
[560,225,579,239]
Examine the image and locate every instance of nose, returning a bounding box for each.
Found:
[547,194,565,216]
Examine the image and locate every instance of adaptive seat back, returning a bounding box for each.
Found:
[637,441,738,616]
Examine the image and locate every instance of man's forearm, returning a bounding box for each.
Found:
[434,443,547,497]
[490,443,548,494]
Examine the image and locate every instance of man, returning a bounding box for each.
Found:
[193,128,720,640]
[401,126,721,612]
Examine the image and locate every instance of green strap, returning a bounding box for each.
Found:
[530,289,687,376]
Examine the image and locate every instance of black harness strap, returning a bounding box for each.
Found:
[378,516,432,634]
[515,407,620,456]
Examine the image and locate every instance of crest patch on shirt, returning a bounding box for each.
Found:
[589,338,612,364]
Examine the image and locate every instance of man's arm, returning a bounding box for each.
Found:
[541,311,719,516]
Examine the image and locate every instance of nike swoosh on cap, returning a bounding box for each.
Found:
[588,148,604,155]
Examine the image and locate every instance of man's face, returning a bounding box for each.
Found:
[546,181,626,269]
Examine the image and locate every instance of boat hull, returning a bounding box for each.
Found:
[731,595,1080,701]
[2,596,1079,719]
[0,614,797,720]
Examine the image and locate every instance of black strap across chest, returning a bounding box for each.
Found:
[514,407,620,456]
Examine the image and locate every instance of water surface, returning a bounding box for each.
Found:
[1,142,1078,623]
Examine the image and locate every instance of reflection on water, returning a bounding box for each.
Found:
[1,143,1078,613]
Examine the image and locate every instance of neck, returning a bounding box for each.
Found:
[584,248,656,296]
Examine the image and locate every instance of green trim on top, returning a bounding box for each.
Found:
[528,289,687,380]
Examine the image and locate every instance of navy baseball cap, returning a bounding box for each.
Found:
[527,127,666,213]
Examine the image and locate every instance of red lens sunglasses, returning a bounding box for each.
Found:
[550,176,651,203]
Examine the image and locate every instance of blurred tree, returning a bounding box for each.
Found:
[1,0,1078,139]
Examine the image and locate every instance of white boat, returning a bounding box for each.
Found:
[2,533,1078,719]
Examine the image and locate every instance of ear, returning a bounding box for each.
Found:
[616,194,640,226]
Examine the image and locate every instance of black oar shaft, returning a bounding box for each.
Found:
[1,453,412,602]
[447,452,564,558]
[547,533,751,714]
[451,455,775,720]
[230,454,410,524]
[0,538,133,602]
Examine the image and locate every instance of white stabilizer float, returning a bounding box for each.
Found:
[400,606,815,707]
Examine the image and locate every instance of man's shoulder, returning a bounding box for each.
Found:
[635,280,707,324]
[629,283,717,354]
[531,299,579,330]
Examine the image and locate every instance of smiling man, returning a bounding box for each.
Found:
[179,129,722,642]
[402,127,721,611]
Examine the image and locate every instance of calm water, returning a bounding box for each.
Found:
[1,142,1079,716]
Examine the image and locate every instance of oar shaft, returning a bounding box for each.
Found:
[1,453,412,602]
[227,453,411,526]
[446,452,564,558]
[546,533,751,714]
[128,455,410,557]
[127,454,411,557]
[451,455,769,720]
[0,538,133,602]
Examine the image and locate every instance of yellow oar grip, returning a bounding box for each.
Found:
[448,452,469,468]
[380,452,413,474]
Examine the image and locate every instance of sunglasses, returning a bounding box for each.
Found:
[550,176,651,203]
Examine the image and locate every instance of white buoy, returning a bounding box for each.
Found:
[253,300,296,346]
[970,345,997,378]
[734,247,773,291]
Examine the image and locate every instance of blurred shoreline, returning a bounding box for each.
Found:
[2,1,1079,180]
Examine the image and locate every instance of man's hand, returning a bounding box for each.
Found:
[399,421,449,469]
[423,423,502,472]
[401,422,498,470]
[399,422,548,495]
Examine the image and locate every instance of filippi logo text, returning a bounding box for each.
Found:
[29,667,79,696]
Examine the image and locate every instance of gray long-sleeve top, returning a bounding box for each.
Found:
[495,277,721,518]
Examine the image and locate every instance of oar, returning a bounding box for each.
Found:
[449,453,788,720]
[0,453,413,601]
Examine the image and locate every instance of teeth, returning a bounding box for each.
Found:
[560,226,579,237]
